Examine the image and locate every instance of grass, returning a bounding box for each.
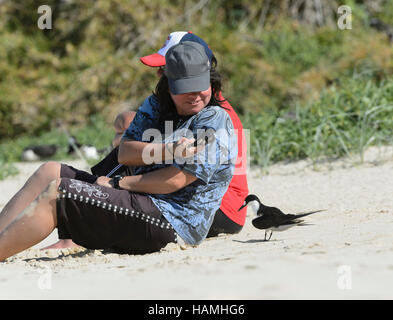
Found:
[243,73,393,170]
[1,73,392,180]
[1,2,393,179]
[1,73,392,181]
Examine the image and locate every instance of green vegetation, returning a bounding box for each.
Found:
[246,73,393,168]
[0,0,393,179]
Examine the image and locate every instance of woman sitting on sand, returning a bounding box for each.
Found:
[0,42,237,261]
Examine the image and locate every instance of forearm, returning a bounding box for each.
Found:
[118,140,170,166]
[118,136,199,167]
[117,167,197,194]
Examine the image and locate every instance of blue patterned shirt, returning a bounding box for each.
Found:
[122,95,237,245]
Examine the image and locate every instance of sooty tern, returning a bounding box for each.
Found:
[239,194,324,241]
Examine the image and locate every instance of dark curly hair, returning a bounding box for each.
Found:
[153,55,226,128]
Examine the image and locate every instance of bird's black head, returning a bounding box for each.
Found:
[238,194,262,212]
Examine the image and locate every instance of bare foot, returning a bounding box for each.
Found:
[41,239,80,250]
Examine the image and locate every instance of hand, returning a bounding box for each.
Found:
[168,137,206,159]
[95,176,113,188]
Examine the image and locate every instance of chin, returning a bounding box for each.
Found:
[187,110,202,116]
[177,104,206,116]
[190,105,206,114]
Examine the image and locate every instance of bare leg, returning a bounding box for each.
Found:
[0,161,61,233]
[0,179,59,262]
[0,161,79,250]
[42,112,136,250]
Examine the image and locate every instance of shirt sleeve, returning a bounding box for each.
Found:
[171,107,237,184]
[122,95,160,142]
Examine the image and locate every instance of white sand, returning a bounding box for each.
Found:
[0,147,392,299]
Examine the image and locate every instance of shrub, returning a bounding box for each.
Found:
[244,73,393,167]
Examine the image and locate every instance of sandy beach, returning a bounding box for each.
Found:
[0,146,392,300]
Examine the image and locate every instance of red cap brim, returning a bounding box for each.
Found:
[139,53,166,67]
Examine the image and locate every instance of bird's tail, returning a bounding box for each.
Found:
[293,209,326,219]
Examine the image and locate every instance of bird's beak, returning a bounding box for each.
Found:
[238,202,247,212]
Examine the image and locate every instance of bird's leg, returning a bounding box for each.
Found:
[264,230,267,241]
[267,230,273,241]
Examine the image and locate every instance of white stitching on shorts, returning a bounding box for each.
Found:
[68,179,109,200]
[57,187,173,230]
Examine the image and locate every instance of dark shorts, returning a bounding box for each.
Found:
[57,164,176,254]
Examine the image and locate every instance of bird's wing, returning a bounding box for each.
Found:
[259,205,284,217]
[251,216,271,230]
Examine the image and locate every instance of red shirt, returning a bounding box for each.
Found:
[218,93,249,226]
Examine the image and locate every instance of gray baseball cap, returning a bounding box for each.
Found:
[164,41,211,95]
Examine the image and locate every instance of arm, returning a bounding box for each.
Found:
[118,139,167,166]
[96,166,197,194]
[118,137,201,166]
[118,95,201,166]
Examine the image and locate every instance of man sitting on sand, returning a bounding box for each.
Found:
[0,41,237,261]
[44,31,249,250]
